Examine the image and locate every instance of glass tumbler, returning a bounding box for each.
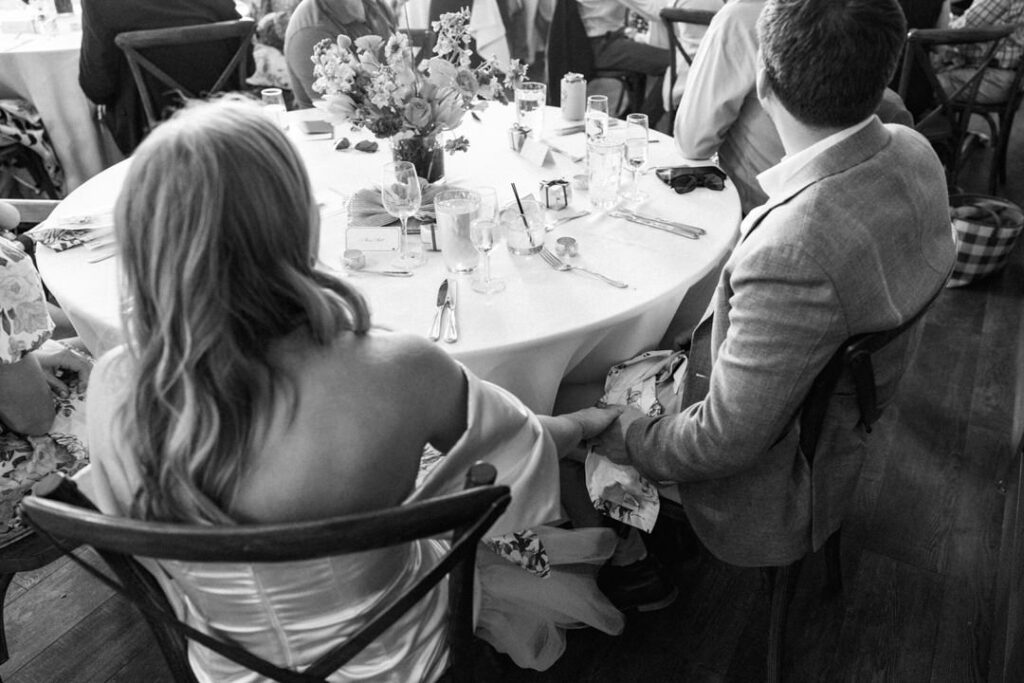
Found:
[261,88,288,130]
[500,199,545,255]
[514,81,546,139]
[588,138,624,211]
[435,189,482,273]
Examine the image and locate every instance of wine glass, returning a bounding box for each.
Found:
[623,113,649,204]
[473,186,499,222]
[381,161,424,269]
[470,218,505,294]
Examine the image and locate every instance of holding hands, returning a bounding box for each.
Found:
[34,343,92,398]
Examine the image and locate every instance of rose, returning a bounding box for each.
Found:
[404,97,433,129]
[454,69,479,99]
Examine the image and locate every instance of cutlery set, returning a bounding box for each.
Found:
[539,248,628,288]
[428,278,458,343]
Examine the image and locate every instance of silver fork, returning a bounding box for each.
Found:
[539,248,628,288]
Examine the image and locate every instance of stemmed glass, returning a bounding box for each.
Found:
[585,95,610,141]
[381,161,424,269]
[623,113,649,204]
[469,218,505,294]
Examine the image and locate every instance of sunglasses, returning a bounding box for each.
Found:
[656,166,727,194]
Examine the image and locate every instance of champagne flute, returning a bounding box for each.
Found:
[470,218,505,294]
[585,95,609,142]
[381,161,424,269]
[624,113,649,204]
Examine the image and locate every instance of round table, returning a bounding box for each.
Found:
[36,104,739,413]
[0,14,123,191]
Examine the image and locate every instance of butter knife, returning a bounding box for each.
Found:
[428,279,448,342]
[615,208,706,236]
[610,210,703,240]
[442,278,458,343]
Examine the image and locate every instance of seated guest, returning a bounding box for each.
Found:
[86,98,626,679]
[661,0,725,113]
[0,208,91,537]
[936,0,1024,104]
[576,0,673,119]
[673,0,913,215]
[78,0,246,155]
[600,0,955,568]
[285,0,397,108]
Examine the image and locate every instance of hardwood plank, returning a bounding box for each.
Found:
[0,549,114,678]
[929,574,990,683]
[830,551,945,681]
[7,595,155,683]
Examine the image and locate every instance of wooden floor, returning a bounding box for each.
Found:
[2,122,1022,682]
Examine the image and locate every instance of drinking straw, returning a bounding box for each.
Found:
[510,182,536,246]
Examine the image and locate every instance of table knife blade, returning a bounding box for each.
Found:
[442,278,458,343]
[428,279,448,341]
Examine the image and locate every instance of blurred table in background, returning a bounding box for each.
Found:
[0,8,122,192]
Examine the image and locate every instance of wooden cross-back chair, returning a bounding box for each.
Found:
[896,24,1016,191]
[660,278,947,682]
[21,463,510,683]
[659,7,717,122]
[114,18,257,131]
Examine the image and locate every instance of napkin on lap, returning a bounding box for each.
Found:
[28,214,113,251]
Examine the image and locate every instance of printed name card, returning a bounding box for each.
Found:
[346,226,400,252]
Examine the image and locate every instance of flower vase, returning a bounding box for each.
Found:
[391,135,445,184]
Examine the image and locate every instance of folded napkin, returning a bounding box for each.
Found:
[348,180,465,230]
[28,214,113,251]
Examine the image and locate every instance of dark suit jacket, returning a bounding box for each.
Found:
[627,120,955,567]
[78,0,243,154]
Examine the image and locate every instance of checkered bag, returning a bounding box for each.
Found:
[947,194,1024,288]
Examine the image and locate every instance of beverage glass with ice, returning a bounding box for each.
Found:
[435,190,482,273]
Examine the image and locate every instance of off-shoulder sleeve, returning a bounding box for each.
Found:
[0,238,53,365]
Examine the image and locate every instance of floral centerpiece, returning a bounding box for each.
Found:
[311,9,527,182]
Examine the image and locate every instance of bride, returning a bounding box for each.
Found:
[86,97,625,681]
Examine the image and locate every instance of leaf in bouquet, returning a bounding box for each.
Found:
[336,34,352,51]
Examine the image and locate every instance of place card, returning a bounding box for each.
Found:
[519,138,553,167]
[346,226,400,252]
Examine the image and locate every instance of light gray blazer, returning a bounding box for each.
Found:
[627,119,955,566]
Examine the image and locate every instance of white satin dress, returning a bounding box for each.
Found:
[85,356,624,682]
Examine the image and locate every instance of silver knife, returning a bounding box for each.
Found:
[428,279,448,342]
[610,210,703,240]
[442,278,458,343]
[616,208,706,236]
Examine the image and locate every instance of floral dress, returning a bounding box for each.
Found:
[0,237,88,545]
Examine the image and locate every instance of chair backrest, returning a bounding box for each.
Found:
[114,19,257,130]
[896,24,1015,182]
[798,280,947,462]
[546,0,596,106]
[659,7,716,122]
[21,463,510,683]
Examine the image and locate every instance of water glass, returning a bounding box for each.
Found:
[470,219,505,294]
[261,88,288,130]
[623,113,649,204]
[585,95,610,141]
[500,199,545,255]
[514,82,546,139]
[435,190,481,273]
[31,0,58,35]
[588,138,624,211]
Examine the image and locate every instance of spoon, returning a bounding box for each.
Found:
[342,249,413,277]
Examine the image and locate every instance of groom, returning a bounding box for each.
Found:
[597,0,955,568]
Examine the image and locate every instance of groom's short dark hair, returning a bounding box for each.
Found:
[758,0,907,128]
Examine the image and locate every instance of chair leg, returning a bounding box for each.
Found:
[0,571,16,664]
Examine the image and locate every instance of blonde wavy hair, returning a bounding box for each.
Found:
[114,97,370,523]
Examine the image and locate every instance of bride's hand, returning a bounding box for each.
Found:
[539,406,624,460]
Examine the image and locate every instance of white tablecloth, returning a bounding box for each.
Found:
[0,19,123,191]
[35,104,739,412]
